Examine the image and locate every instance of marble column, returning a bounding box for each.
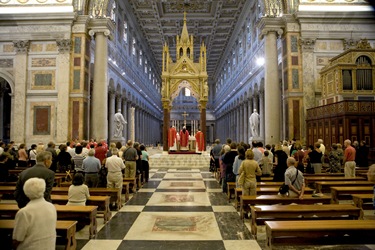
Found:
[89,27,111,141]
[263,28,283,145]
[116,94,122,112]
[248,99,253,142]
[259,90,265,141]
[122,97,127,140]
[130,107,135,142]
[108,91,115,140]
[162,104,170,151]
[243,101,248,144]
[300,38,316,141]
[0,91,4,140]
[236,107,240,142]
[239,104,243,142]
[127,102,132,140]
[56,39,71,143]
[12,40,29,143]
[253,94,259,112]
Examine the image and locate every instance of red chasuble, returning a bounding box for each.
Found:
[179,129,189,147]
[195,131,204,151]
[168,127,177,147]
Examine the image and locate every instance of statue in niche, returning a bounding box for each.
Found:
[249,109,260,137]
[113,109,127,138]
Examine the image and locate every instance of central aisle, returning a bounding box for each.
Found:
[78,167,261,250]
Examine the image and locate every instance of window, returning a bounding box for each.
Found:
[111,2,116,21]
[123,20,128,43]
[132,38,136,56]
[139,50,143,66]
[144,59,147,74]
[184,88,191,96]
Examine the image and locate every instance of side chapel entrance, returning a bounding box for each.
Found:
[161,12,208,152]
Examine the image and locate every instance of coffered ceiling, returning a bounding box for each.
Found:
[128,0,247,80]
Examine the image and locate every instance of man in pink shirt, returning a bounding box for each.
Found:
[343,139,356,177]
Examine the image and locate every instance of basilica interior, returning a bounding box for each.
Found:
[1,1,375,249]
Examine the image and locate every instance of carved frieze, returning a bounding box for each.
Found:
[13,40,29,53]
[0,59,13,68]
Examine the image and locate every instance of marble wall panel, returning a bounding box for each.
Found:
[30,43,43,52]
[3,44,14,53]
[33,106,50,135]
[46,43,57,52]
[31,58,56,67]
[0,59,13,68]
[31,70,55,89]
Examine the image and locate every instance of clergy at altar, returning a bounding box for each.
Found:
[168,126,177,151]
[195,129,204,153]
[179,126,189,151]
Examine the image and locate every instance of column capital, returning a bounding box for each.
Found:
[13,40,29,54]
[258,17,284,39]
[56,39,72,53]
[88,18,115,40]
[299,38,316,52]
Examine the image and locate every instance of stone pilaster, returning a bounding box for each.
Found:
[130,106,135,142]
[248,98,253,142]
[122,97,127,139]
[127,101,132,140]
[300,38,316,111]
[89,18,114,141]
[56,39,71,143]
[258,17,284,145]
[239,104,243,142]
[243,101,248,143]
[11,40,29,143]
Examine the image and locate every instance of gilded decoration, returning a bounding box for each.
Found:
[3,44,14,53]
[161,12,208,107]
[31,58,56,67]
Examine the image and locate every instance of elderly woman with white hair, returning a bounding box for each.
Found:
[284,157,305,199]
[13,177,57,250]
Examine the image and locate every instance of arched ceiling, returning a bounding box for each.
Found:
[128,0,247,79]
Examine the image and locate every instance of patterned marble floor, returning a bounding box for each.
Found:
[75,168,260,250]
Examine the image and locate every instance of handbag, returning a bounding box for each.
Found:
[279,169,299,194]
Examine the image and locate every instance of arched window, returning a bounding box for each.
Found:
[145,59,148,73]
[139,50,143,66]
[111,2,116,21]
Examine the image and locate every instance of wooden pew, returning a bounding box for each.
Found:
[0,182,17,186]
[0,204,97,239]
[304,173,344,177]
[265,220,375,249]
[352,193,374,219]
[315,180,373,193]
[240,194,331,219]
[123,177,137,193]
[52,187,122,210]
[122,181,130,201]
[234,187,315,209]
[304,176,365,186]
[226,182,236,201]
[250,204,361,238]
[0,220,77,250]
[51,195,112,222]
[330,186,373,204]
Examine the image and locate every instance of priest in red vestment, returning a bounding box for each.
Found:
[168,126,177,151]
[179,126,190,150]
[195,129,204,152]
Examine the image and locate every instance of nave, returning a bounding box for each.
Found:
[74,154,260,250]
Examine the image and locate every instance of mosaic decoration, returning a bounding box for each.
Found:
[164,194,194,203]
[153,216,197,232]
[33,106,50,135]
[31,58,56,67]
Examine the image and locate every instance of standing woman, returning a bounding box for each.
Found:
[273,144,288,182]
[140,145,149,182]
[232,146,245,188]
[237,150,262,195]
[28,144,37,167]
[17,144,28,168]
[308,142,323,174]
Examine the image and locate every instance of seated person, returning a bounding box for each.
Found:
[67,173,90,206]
[13,177,57,250]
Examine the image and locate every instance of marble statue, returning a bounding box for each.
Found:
[249,109,260,137]
[113,109,127,138]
